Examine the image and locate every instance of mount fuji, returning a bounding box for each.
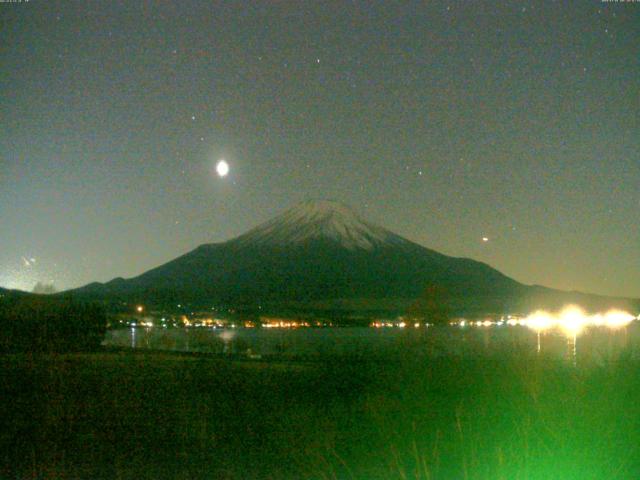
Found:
[69,200,637,316]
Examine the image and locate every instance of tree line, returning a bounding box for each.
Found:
[0,295,106,353]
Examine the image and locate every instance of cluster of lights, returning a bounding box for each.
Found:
[456,319,496,328]
[523,306,636,336]
[262,320,311,328]
[455,306,637,336]
[260,319,334,328]
[182,317,233,328]
[371,321,397,328]
[126,304,635,335]
[370,321,428,328]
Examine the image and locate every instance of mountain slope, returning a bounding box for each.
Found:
[68,201,638,315]
[0,287,32,299]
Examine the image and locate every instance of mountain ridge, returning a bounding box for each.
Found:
[66,200,639,316]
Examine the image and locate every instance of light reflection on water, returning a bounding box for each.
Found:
[104,323,640,364]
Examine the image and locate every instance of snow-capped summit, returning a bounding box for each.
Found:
[233,200,398,250]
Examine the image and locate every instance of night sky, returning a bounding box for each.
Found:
[1,1,638,298]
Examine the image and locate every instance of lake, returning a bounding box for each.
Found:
[103,322,640,364]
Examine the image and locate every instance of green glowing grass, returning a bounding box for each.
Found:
[1,349,639,478]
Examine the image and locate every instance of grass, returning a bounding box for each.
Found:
[1,347,640,479]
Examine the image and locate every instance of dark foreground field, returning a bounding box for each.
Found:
[2,349,640,479]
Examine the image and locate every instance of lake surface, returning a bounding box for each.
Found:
[104,323,640,364]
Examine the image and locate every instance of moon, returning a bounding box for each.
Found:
[216,159,229,177]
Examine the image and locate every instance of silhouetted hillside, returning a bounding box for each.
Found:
[67,201,639,316]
